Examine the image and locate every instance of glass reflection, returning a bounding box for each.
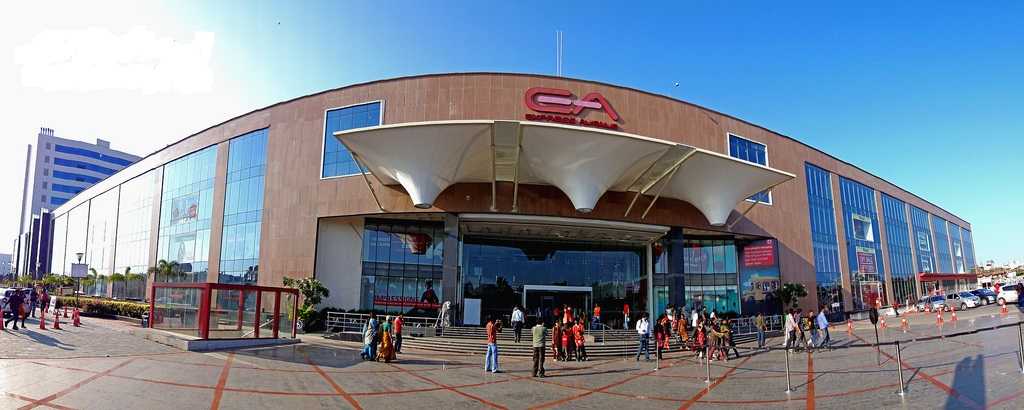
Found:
[219,129,268,285]
[359,219,444,315]
[157,146,217,283]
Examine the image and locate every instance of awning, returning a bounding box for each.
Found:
[335,120,795,226]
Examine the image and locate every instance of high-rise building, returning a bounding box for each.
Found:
[0,253,12,280]
[13,127,141,278]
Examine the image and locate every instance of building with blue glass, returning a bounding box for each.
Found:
[13,127,140,279]
[43,73,975,323]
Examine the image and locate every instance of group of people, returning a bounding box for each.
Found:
[2,286,53,330]
[360,312,404,363]
[783,306,831,351]
[550,314,588,362]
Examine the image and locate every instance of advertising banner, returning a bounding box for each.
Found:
[170,194,200,225]
[856,246,877,274]
[916,231,931,252]
[739,239,781,315]
[170,233,197,262]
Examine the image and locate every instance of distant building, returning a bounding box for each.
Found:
[0,253,12,279]
[12,127,141,279]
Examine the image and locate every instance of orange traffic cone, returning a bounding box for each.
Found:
[1000,300,1009,316]
[72,308,81,327]
[950,305,958,322]
[39,310,47,330]
[900,317,908,332]
[53,311,61,330]
[936,310,944,326]
[847,319,853,335]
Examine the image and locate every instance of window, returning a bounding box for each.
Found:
[43,168,49,176]
[322,101,382,178]
[157,146,217,283]
[728,134,771,204]
[54,144,134,167]
[53,158,117,175]
[219,129,268,285]
[53,170,102,184]
[50,196,68,206]
[42,182,48,189]
[46,142,52,150]
[41,195,47,202]
[52,183,84,194]
[44,156,50,163]
[851,213,874,242]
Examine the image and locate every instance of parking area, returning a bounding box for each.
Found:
[2,304,1023,409]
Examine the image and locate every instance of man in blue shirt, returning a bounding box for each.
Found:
[816,306,831,350]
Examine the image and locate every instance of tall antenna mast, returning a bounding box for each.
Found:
[555,30,563,76]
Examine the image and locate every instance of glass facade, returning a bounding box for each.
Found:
[931,215,954,273]
[63,204,90,276]
[54,158,117,175]
[949,224,965,274]
[84,188,119,295]
[322,102,381,178]
[682,238,739,315]
[728,134,771,203]
[55,144,134,166]
[961,228,976,270]
[219,129,268,284]
[51,215,68,275]
[463,237,643,326]
[804,163,844,311]
[157,146,217,283]
[839,177,886,309]
[881,194,916,304]
[359,219,445,315]
[113,169,161,299]
[910,206,935,273]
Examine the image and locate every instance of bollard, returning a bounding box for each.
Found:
[53,311,61,330]
[786,348,794,391]
[895,341,905,395]
[900,317,908,333]
[1018,323,1024,374]
[705,350,712,383]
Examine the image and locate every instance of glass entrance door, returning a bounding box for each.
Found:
[523,285,591,326]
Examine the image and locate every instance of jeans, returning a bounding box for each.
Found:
[395,333,403,353]
[636,335,650,360]
[810,328,819,347]
[624,318,630,330]
[532,346,546,376]
[29,301,37,317]
[756,328,765,348]
[485,343,499,372]
[512,322,523,343]
[819,327,831,348]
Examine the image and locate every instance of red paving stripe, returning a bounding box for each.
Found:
[805,352,815,410]
[209,353,234,410]
[385,362,509,410]
[851,332,983,410]
[678,356,751,409]
[305,354,364,410]
[529,357,688,410]
[17,358,136,410]
[987,387,1024,408]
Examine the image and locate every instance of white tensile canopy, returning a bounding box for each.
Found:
[335,120,794,226]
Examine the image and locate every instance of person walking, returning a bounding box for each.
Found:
[1017,282,1024,308]
[531,320,547,377]
[28,286,39,318]
[511,306,525,343]
[653,314,666,360]
[635,313,651,361]
[484,317,501,373]
[695,316,707,359]
[816,307,831,350]
[40,288,51,318]
[592,304,601,330]
[676,311,688,348]
[551,322,563,361]
[361,313,379,360]
[806,310,818,351]
[783,309,797,349]
[573,318,587,361]
[378,317,396,363]
[721,320,740,360]
[623,303,631,330]
[563,317,575,360]
[755,312,767,349]
[3,290,25,330]
[393,314,404,353]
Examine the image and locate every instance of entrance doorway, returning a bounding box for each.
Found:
[523,285,592,325]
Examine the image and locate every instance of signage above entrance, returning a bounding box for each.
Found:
[523,87,620,130]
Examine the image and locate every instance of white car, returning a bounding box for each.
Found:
[997,287,1019,305]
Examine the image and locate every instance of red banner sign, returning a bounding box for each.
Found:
[856,246,877,274]
[742,239,775,267]
[524,87,621,130]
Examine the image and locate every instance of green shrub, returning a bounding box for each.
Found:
[56,296,149,319]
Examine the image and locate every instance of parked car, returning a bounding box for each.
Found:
[997,287,1019,305]
[926,295,947,311]
[970,288,997,305]
[946,292,980,310]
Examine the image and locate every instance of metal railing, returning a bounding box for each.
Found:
[324,311,437,335]
[729,314,783,336]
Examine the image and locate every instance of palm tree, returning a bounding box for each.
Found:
[148,260,181,283]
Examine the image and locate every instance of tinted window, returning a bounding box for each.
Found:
[728,134,770,203]
[322,102,382,177]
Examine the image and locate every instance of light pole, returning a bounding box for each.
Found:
[75,252,84,307]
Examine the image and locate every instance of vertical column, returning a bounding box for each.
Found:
[646,243,655,319]
[441,213,460,325]
[905,203,922,302]
[874,191,894,307]
[146,168,164,302]
[206,141,231,284]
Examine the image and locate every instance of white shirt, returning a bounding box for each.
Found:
[511,308,524,323]
[636,318,650,335]
[691,311,698,327]
[784,313,797,331]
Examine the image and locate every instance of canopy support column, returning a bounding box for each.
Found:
[351,153,385,212]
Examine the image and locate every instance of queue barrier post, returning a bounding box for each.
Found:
[895,340,905,395]
[704,350,711,384]
[784,347,792,393]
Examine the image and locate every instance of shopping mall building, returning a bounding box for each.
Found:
[46,73,976,326]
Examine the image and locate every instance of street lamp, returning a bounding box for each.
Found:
[74,252,84,306]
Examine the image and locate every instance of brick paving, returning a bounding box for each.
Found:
[2,305,1023,409]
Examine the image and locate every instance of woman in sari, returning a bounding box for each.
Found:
[377,316,396,363]
[361,313,379,360]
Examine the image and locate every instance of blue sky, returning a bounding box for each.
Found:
[3,1,1021,263]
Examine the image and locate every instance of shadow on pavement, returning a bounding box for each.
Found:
[945,355,984,409]
[5,325,76,351]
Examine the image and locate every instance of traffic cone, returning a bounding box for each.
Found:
[53,311,61,330]
[847,319,853,335]
[936,310,943,326]
[925,304,931,313]
[1000,300,1008,316]
[900,317,908,332]
[950,305,958,322]
[72,308,81,327]
[39,310,47,330]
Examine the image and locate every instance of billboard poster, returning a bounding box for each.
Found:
[856,246,877,274]
[739,239,781,315]
[170,233,196,262]
[916,231,931,252]
[170,194,200,225]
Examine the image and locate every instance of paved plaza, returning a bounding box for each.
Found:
[2,305,1023,409]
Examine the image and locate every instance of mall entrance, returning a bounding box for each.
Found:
[522,285,592,325]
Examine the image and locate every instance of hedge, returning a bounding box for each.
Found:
[56,296,149,319]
